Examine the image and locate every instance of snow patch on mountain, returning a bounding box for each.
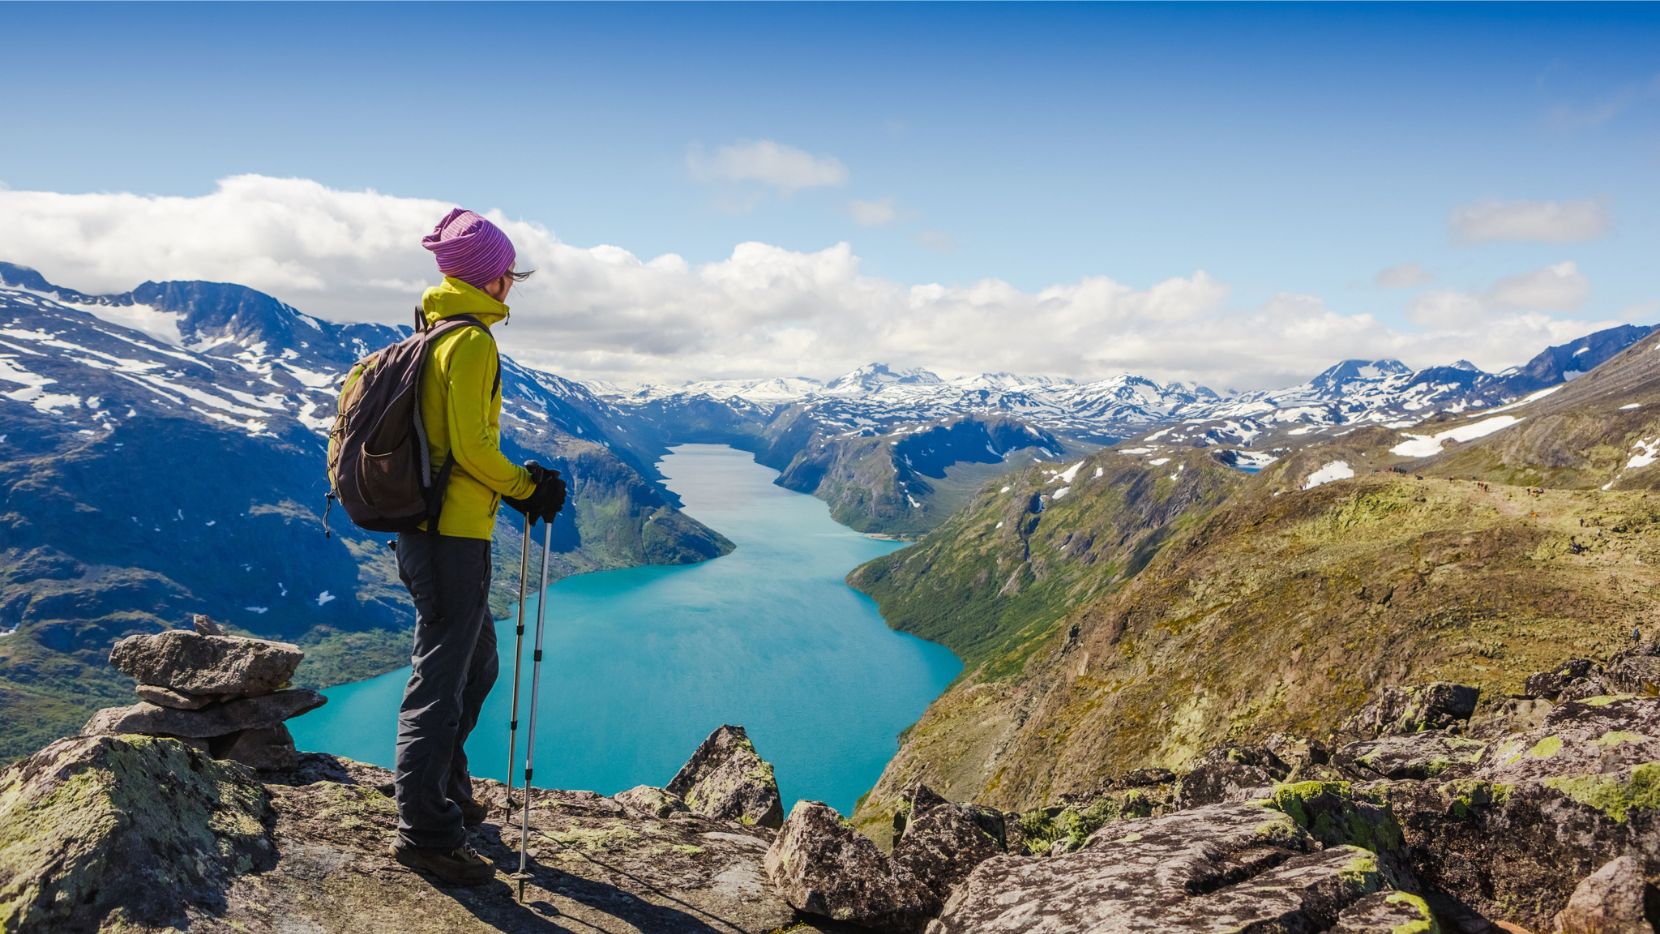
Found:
[1391,415,1522,458]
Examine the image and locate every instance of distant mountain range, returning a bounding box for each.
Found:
[599,325,1654,522]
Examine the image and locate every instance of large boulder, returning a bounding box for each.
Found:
[0,735,275,931]
[1174,744,1289,808]
[82,688,325,739]
[1332,731,1488,781]
[765,800,931,932]
[890,785,1006,913]
[764,785,1006,933]
[1552,855,1653,934]
[1526,659,1606,701]
[927,801,1396,932]
[666,724,783,829]
[109,629,303,697]
[1331,890,1440,933]
[1334,682,1480,745]
[613,785,690,820]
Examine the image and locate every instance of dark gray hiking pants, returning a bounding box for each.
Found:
[393,532,498,850]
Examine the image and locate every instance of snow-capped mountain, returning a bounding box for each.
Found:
[606,323,1654,469]
[1139,325,1654,458]
[607,363,1216,443]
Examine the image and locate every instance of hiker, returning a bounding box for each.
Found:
[390,208,566,885]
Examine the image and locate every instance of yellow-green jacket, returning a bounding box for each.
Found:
[418,276,535,540]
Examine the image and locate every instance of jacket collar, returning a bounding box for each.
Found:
[420,276,510,329]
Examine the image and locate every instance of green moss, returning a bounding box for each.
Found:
[1543,762,1660,822]
[1440,779,1513,819]
[1268,781,1403,853]
[1583,694,1635,707]
[1338,850,1380,885]
[1596,730,1646,747]
[1526,735,1562,759]
[1016,792,1154,854]
[1384,891,1438,934]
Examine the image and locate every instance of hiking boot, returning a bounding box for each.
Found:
[390,841,495,886]
[459,799,489,827]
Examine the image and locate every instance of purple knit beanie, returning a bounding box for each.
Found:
[422,208,516,290]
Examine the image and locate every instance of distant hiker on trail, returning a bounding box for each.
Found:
[390,208,566,885]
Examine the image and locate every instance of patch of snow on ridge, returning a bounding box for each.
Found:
[1053,485,1071,501]
[1621,403,1641,410]
[1391,415,1522,458]
[1051,461,1084,484]
[1627,438,1660,471]
[1148,457,1170,466]
[1487,385,1561,414]
[315,590,334,607]
[1302,460,1354,490]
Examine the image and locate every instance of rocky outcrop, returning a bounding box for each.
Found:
[667,724,784,829]
[0,735,276,932]
[0,731,812,933]
[929,801,1394,932]
[1173,743,1289,808]
[82,623,322,770]
[765,783,1006,932]
[1333,682,1481,746]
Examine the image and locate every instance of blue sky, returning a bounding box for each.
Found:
[1,3,1656,387]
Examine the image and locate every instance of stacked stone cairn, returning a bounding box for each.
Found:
[80,614,324,770]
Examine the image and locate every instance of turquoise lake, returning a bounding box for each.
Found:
[289,443,962,816]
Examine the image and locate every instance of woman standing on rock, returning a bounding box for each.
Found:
[390,209,565,886]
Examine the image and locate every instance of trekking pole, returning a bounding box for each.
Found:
[503,512,534,813]
[515,518,554,904]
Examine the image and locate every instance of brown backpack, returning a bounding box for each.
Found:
[324,314,499,535]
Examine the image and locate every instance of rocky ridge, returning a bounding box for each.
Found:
[6,644,1660,932]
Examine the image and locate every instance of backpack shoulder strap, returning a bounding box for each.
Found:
[423,315,502,398]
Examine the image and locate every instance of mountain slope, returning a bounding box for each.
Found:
[847,336,1660,838]
[0,264,729,760]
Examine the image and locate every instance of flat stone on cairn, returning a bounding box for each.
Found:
[83,617,321,771]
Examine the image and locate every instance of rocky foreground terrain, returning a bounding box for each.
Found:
[2,629,1660,932]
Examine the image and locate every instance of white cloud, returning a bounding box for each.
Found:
[1547,73,1660,129]
[1486,261,1589,311]
[1374,262,1434,289]
[1450,199,1611,244]
[686,139,847,193]
[848,197,900,227]
[0,175,1631,390]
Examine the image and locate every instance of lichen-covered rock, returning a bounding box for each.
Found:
[82,688,326,739]
[109,629,303,696]
[1387,768,1660,929]
[1527,659,1605,701]
[135,683,228,710]
[890,785,1005,916]
[1335,682,1481,745]
[1012,788,1166,855]
[1468,696,1556,740]
[1608,655,1660,697]
[927,800,1392,932]
[1174,743,1289,808]
[765,800,930,932]
[1332,890,1439,933]
[191,613,227,636]
[1472,695,1660,784]
[1333,731,1488,780]
[0,735,275,931]
[613,784,690,820]
[2,730,802,933]
[1552,855,1653,933]
[211,724,299,771]
[666,724,783,829]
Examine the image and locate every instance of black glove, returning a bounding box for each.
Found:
[504,461,567,523]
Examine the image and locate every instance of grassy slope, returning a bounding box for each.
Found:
[849,360,1660,836]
